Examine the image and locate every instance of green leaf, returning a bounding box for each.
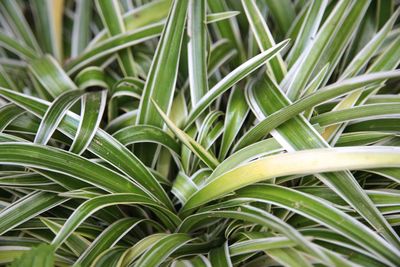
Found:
[75,218,148,266]
[206,11,241,24]
[137,0,189,128]
[152,100,219,169]
[171,172,198,204]
[219,86,249,160]
[209,242,232,267]
[323,10,400,141]
[208,0,246,64]
[1,2,400,266]
[207,39,237,77]
[265,0,295,36]
[282,0,358,100]
[90,247,126,266]
[235,70,400,150]
[286,0,328,67]
[190,110,223,170]
[267,248,313,267]
[184,40,289,128]
[311,0,371,85]
[41,217,89,256]
[0,191,65,235]
[0,88,173,211]
[0,104,24,131]
[211,138,282,181]
[134,234,192,267]
[71,0,92,57]
[229,237,296,256]
[70,89,107,155]
[247,75,400,248]
[187,0,208,106]
[0,142,146,195]
[336,131,396,147]
[179,205,329,264]
[183,146,400,211]
[311,103,400,126]
[89,0,172,45]
[302,64,330,119]
[9,243,54,267]
[113,125,180,155]
[66,23,163,75]
[0,30,37,59]
[341,9,399,79]
[0,65,18,91]
[242,0,287,82]
[29,55,77,99]
[30,0,63,61]
[96,0,137,76]
[237,185,400,265]
[34,89,93,145]
[51,194,181,248]
[118,234,168,266]
[0,0,41,52]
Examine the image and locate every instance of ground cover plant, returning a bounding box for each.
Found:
[0,0,399,266]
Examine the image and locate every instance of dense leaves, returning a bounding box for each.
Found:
[0,0,399,266]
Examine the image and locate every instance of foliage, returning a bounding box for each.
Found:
[0,0,399,266]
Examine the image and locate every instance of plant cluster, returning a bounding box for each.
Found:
[0,0,399,266]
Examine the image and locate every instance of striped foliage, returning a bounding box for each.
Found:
[0,0,399,266]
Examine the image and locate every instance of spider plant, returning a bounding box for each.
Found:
[0,0,400,266]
